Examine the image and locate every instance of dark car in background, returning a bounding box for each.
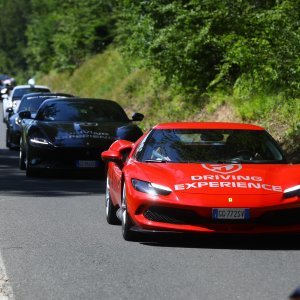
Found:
[19,98,144,176]
[6,93,73,149]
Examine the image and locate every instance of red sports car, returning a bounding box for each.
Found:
[101,122,300,241]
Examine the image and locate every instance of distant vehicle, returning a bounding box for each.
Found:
[102,122,300,241]
[19,98,144,176]
[0,75,16,102]
[2,84,50,122]
[0,74,11,82]
[6,92,73,149]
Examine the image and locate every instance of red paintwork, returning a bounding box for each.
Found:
[102,122,300,234]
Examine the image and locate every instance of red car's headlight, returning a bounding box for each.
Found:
[131,179,172,196]
[284,185,300,199]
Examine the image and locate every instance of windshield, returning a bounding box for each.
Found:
[18,97,50,113]
[36,100,129,122]
[12,87,50,99]
[18,95,69,113]
[136,129,285,163]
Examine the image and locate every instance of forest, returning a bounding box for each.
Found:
[0,0,299,158]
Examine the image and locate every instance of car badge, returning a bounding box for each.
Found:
[201,163,242,174]
[228,197,233,203]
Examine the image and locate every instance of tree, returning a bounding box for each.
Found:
[0,0,31,78]
[117,0,300,97]
[26,0,116,72]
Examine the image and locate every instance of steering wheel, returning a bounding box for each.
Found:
[234,149,253,160]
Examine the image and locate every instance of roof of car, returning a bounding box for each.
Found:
[21,92,73,99]
[153,122,265,130]
[12,85,50,90]
[42,97,119,104]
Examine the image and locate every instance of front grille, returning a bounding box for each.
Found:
[34,147,107,160]
[144,206,203,225]
[54,147,101,160]
[144,206,300,227]
[31,146,107,170]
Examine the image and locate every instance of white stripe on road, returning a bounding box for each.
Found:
[0,252,14,300]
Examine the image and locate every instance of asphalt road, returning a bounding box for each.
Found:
[0,109,299,300]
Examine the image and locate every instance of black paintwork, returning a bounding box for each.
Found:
[19,98,143,175]
[6,92,73,149]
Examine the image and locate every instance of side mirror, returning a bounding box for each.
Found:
[101,140,134,163]
[6,107,14,113]
[101,150,122,163]
[19,111,32,119]
[131,112,144,122]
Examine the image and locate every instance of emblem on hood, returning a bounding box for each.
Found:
[201,164,242,174]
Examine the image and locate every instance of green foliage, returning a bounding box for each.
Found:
[39,48,197,129]
[40,47,299,151]
[1,0,299,156]
[117,0,300,98]
[2,0,300,98]
[41,48,130,98]
[234,94,300,135]
[26,0,116,72]
[0,0,31,78]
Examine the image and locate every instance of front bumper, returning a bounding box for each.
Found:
[127,191,300,234]
[27,145,106,171]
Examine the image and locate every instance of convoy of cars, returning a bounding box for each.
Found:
[1,80,299,241]
[1,82,144,177]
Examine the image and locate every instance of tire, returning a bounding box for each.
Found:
[121,182,138,241]
[26,167,38,177]
[19,145,26,170]
[105,176,120,225]
[25,148,38,177]
[6,129,11,149]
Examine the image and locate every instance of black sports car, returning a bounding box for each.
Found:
[19,98,144,176]
[6,93,73,149]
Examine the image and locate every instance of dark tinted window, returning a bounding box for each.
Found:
[36,100,129,122]
[18,95,69,113]
[12,87,50,99]
[137,129,285,163]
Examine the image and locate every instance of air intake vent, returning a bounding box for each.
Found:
[144,206,202,225]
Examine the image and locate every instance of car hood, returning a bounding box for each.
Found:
[130,162,300,196]
[38,121,130,147]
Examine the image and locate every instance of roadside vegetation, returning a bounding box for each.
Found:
[0,0,299,160]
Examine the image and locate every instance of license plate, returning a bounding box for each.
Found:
[76,160,99,168]
[212,208,250,220]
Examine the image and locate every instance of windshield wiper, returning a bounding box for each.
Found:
[216,158,242,164]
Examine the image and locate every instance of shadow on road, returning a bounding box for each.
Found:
[0,148,105,197]
[139,233,300,251]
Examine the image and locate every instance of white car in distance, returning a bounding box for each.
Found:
[2,84,50,122]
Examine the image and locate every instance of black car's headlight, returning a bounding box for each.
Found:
[131,179,172,196]
[283,185,300,199]
[15,117,21,126]
[29,137,53,147]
